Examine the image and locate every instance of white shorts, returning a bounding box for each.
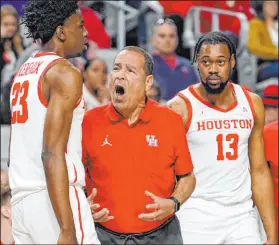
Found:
[177,198,264,244]
[11,186,100,244]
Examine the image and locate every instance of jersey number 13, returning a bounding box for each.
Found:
[216,133,239,161]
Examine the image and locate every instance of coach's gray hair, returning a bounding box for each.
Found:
[120,46,153,76]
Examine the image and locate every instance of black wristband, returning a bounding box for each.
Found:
[167,196,180,212]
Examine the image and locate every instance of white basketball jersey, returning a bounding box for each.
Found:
[9,52,85,204]
[179,83,255,207]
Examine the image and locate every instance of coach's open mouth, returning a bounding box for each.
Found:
[115,85,125,96]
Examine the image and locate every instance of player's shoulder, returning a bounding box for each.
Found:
[169,87,188,104]
[241,87,263,107]
[45,59,82,87]
[167,89,190,117]
[48,59,81,76]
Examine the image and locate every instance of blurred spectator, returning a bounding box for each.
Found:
[0,1,26,17]
[152,18,198,101]
[247,0,278,83]
[167,13,191,60]
[0,5,24,77]
[1,169,9,186]
[158,1,194,59]
[78,1,111,52]
[159,1,254,43]
[262,84,278,125]
[1,184,13,245]
[199,1,255,36]
[138,1,163,53]
[104,1,142,48]
[83,58,110,110]
[14,41,41,72]
[146,80,165,104]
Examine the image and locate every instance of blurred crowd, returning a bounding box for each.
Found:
[0,0,278,119]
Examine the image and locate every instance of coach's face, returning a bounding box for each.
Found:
[197,43,235,94]
[110,50,153,115]
[57,9,88,58]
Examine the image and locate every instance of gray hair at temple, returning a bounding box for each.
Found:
[120,46,153,76]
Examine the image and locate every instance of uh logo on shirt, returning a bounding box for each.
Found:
[146,135,158,147]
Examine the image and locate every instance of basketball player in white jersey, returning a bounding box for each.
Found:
[168,32,277,244]
[8,0,100,244]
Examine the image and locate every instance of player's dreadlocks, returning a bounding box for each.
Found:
[192,31,237,65]
[21,0,79,44]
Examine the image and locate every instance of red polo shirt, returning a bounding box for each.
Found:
[264,121,278,231]
[82,99,193,233]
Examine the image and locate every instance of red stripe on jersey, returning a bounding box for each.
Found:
[241,87,256,121]
[37,58,64,108]
[74,187,84,245]
[74,96,83,109]
[73,163,78,183]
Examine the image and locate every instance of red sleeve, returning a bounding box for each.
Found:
[172,114,194,176]
[81,7,111,48]
[263,126,273,162]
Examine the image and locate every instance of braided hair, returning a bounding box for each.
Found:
[192,31,237,65]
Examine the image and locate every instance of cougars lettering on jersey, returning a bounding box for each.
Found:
[9,52,85,205]
[179,83,255,208]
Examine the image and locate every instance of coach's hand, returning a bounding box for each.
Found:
[58,229,78,244]
[138,190,175,222]
[87,188,114,223]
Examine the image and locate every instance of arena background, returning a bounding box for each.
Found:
[1,0,278,169]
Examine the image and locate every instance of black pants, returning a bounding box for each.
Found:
[95,215,183,245]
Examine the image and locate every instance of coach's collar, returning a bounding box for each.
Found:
[107,99,153,124]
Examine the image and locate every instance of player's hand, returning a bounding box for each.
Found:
[138,190,175,222]
[57,229,78,244]
[87,188,114,223]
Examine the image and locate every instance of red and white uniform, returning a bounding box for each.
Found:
[9,52,99,244]
[177,83,263,244]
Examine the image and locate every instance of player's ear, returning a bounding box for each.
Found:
[55,26,66,42]
[230,54,236,70]
[1,205,11,219]
[145,75,154,93]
